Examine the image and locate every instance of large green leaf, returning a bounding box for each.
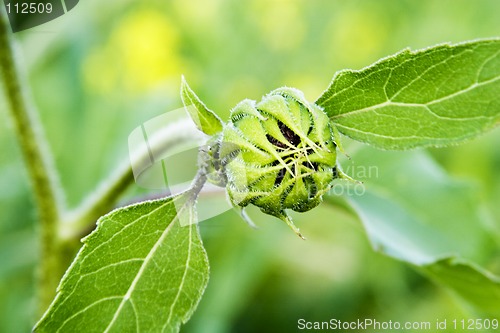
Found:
[317,39,500,150]
[34,194,209,332]
[181,76,223,135]
[326,143,500,315]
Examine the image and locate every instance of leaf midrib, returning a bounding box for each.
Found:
[162,208,195,333]
[318,45,469,106]
[53,199,178,332]
[331,74,500,121]
[102,197,192,333]
[334,123,480,143]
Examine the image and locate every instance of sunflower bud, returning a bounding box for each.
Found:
[219,87,343,238]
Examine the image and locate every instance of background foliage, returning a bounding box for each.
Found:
[1,0,499,332]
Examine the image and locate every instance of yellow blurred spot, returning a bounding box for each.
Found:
[252,0,306,52]
[327,8,389,66]
[83,9,184,95]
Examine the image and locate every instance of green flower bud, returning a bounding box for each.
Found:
[219,87,345,238]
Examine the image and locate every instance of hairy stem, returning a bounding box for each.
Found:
[60,117,206,241]
[0,8,65,315]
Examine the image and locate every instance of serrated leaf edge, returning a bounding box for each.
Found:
[316,37,500,105]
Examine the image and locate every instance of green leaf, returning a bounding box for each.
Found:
[181,76,223,135]
[341,150,491,264]
[317,39,500,150]
[326,143,500,315]
[422,258,500,316]
[34,194,209,333]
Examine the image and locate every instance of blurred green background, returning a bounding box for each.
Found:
[1,0,499,332]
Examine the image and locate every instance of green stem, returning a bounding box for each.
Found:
[60,117,206,241]
[60,162,134,241]
[0,8,65,315]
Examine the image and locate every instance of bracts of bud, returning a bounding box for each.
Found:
[207,87,352,239]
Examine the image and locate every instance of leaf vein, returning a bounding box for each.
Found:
[80,198,181,268]
[389,48,471,101]
[103,197,192,332]
[163,208,195,331]
[79,258,145,279]
[334,123,466,141]
[56,296,123,333]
